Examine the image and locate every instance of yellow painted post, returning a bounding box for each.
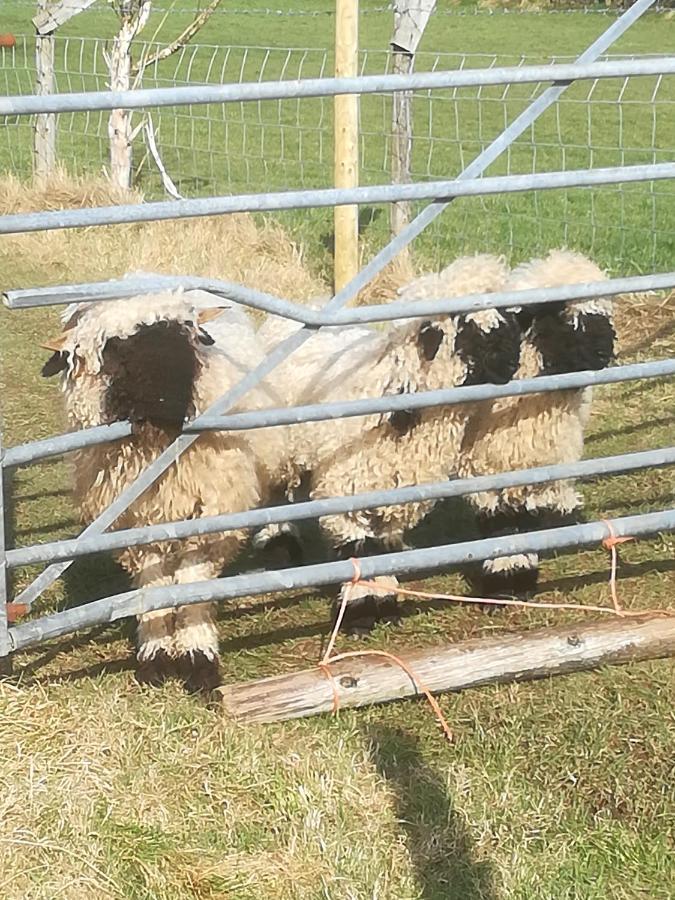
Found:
[334,0,359,294]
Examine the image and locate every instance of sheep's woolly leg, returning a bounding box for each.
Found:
[468,506,581,601]
[135,555,177,684]
[332,537,404,637]
[477,553,540,601]
[173,563,222,693]
[136,608,177,683]
[252,522,304,567]
[334,574,401,638]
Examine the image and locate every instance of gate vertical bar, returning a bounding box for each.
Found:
[14,0,658,610]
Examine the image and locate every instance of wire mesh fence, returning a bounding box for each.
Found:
[1,33,674,269]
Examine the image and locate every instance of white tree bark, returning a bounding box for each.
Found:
[34,0,56,177]
[34,29,56,177]
[389,1,436,240]
[108,1,151,190]
[390,50,413,239]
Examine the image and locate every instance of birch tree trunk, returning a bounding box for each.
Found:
[389,1,436,243]
[390,50,413,239]
[34,0,56,177]
[108,1,150,190]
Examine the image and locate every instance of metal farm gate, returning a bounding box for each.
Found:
[1,0,674,677]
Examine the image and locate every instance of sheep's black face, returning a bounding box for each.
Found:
[530,308,616,375]
[102,321,199,432]
[456,312,522,385]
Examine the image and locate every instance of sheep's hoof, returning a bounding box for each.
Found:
[333,577,401,637]
[178,651,222,694]
[471,564,540,610]
[253,522,303,567]
[135,650,175,686]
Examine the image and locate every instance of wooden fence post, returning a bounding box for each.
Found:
[390,1,436,243]
[334,0,359,294]
[390,48,413,241]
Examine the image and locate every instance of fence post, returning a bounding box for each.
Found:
[334,0,359,294]
[34,0,56,177]
[0,421,11,675]
[390,0,436,242]
[390,49,413,242]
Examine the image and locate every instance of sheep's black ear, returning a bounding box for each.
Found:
[417,320,445,361]
[41,351,69,377]
[197,327,215,346]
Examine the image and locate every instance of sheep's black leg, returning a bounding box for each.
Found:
[177,650,222,695]
[173,600,222,694]
[252,522,304,568]
[468,507,580,600]
[135,606,177,685]
[332,537,401,637]
[136,650,177,686]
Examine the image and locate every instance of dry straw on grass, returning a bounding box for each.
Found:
[0,170,326,309]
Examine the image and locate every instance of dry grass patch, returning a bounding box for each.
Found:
[0,170,325,307]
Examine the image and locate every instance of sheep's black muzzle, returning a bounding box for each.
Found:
[102,321,200,433]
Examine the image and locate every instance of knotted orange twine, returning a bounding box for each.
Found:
[601,518,634,615]
[318,558,455,742]
[316,521,672,742]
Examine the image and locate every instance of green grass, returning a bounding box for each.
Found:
[1,226,674,899]
[1,2,674,273]
[1,5,675,899]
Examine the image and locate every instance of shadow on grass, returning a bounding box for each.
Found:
[538,555,675,594]
[586,413,675,444]
[368,726,497,900]
[12,516,79,538]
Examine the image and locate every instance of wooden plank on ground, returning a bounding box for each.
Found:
[216,614,675,724]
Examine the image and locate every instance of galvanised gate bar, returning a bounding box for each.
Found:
[1,0,674,661]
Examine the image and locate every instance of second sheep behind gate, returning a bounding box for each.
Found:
[459,250,616,597]
[258,255,522,634]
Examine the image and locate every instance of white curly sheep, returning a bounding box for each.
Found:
[258,255,522,633]
[41,289,286,690]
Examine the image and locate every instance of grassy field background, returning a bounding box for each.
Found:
[1,2,674,274]
[1,3,675,899]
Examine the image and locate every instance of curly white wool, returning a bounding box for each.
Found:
[48,288,286,677]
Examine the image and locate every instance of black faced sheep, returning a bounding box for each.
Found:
[41,290,286,691]
[258,255,522,634]
[458,249,616,597]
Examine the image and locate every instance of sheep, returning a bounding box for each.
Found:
[258,255,522,634]
[41,289,286,691]
[457,249,616,597]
